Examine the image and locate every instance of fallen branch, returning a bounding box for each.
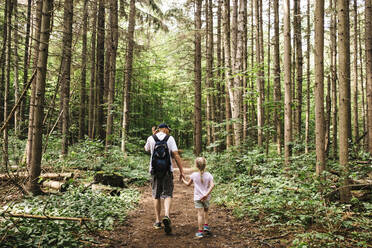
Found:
[325,184,372,202]
[0,172,73,181]
[4,213,90,223]
[42,180,70,192]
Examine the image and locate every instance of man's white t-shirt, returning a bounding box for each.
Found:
[190,171,213,201]
[144,131,178,173]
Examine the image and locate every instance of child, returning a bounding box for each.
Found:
[182,157,215,238]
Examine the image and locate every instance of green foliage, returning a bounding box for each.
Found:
[206,149,372,247]
[0,187,139,247]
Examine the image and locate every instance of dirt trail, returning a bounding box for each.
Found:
[100,159,273,248]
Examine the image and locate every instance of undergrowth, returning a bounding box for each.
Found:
[0,137,149,247]
[206,147,372,248]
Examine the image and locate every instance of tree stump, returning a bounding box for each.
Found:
[94,172,125,188]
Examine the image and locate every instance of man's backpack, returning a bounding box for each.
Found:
[151,134,171,177]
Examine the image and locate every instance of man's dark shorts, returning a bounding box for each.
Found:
[151,172,174,199]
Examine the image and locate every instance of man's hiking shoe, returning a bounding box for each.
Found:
[203,225,211,235]
[195,232,204,239]
[162,216,172,234]
[153,222,162,229]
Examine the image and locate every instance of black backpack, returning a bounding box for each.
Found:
[151,134,171,177]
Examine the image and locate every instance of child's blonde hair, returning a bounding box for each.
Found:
[195,157,207,184]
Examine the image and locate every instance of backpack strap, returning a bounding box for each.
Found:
[152,134,160,142]
[162,135,170,142]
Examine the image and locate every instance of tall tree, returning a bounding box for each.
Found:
[96,0,105,140]
[88,0,97,138]
[352,0,359,145]
[294,0,303,138]
[366,0,372,154]
[13,0,20,135]
[273,0,282,154]
[0,0,9,124]
[27,0,54,194]
[330,0,338,158]
[121,0,136,154]
[79,0,88,139]
[314,0,325,175]
[194,0,202,155]
[223,0,233,148]
[61,0,73,155]
[26,0,42,167]
[205,0,214,148]
[305,0,311,153]
[105,0,118,149]
[337,0,352,202]
[3,0,13,171]
[255,0,264,147]
[283,0,292,165]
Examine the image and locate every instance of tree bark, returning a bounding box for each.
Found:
[294,0,303,139]
[366,0,372,154]
[105,0,118,149]
[61,0,73,155]
[13,0,20,136]
[88,0,97,138]
[305,0,311,154]
[0,0,8,124]
[27,0,54,195]
[330,0,338,158]
[121,0,136,154]
[96,0,105,141]
[352,0,359,146]
[314,0,326,175]
[194,0,202,155]
[79,0,88,139]
[337,0,352,202]
[255,0,264,147]
[283,0,292,166]
[273,0,282,155]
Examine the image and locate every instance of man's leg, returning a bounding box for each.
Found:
[164,197,172,217]
[154,198,161,223]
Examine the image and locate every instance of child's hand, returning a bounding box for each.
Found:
[200,195,208,201]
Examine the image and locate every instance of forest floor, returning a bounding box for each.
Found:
[95,159,287,248]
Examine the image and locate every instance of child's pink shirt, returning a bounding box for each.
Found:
[190,172,213,201]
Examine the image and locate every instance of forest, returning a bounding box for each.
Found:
[0,0,371,247]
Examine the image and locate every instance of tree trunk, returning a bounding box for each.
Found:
[88,0,97,138]
[13,0,20,136]
[366,0,372,154]
[61,0,73,156]
[273,0,282,155]
[21,0,32,127]
[255,0,264,147]
[194,0,202,155]
[216,0,223,151]
[0,0,8,125]
[305,0,311,154]
[26,0,42,167]
[205,0,213,148]
[27,0,54,195]
[121,0,136,154]
[314,0,326,176]
[3,0,13,172]
[223,0,233,148]
[294,0,303,139]
[331,0,338,159]
[79,0,88,139]
[352,0,359,146]
[337,0,352,202]
[105,0,118,149]
[283,0,292,166]
[242,0,248,142]
[96,0,105,141]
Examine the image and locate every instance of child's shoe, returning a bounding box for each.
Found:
[203,225,211,235]
[195,231,204,239]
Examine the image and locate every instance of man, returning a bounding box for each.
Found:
[144,123,184,234]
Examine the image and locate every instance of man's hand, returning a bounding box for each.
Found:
[179,173,185,181]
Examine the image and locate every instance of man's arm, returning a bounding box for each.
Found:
[172,151,184,180]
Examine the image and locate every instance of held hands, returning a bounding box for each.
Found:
[179,173,185,181]
[200,195,208,201]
